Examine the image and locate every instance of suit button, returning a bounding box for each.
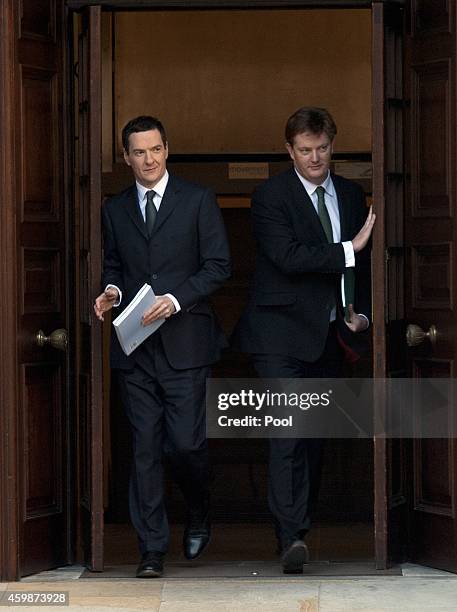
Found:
[152,274,158,280]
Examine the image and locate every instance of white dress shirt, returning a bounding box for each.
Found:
[136,171,169,222]
[295,169,368,325]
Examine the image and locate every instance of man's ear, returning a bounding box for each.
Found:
[285,141,294,161]
[123,148,131,166]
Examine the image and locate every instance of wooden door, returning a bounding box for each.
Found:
[372,0,410,570]
[12,0,70,577]
[404,0,457,572]
[75,5,104,572]
[373,0,457,572]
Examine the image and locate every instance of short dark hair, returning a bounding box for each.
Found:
[122,115,167,152]
[285,107,337,145]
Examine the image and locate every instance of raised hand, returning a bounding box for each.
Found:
[352,206,376,253]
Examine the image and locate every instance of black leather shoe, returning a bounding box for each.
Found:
[281,540,309,574]
[183,507,211,560]
[136,552,164,578]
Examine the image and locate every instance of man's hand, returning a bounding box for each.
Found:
[352,206,376,253]
[344,304,369,333]
[94,287,119,321]
[142,295,176,325]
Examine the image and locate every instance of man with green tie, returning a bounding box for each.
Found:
[234,106,375,573]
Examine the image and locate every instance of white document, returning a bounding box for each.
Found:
[112,283,165,356]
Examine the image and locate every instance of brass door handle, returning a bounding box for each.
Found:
[36,328,68,351]
[406,323,437,347]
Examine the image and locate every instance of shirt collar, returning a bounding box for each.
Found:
[136,170,169,202]
[294,169,334,198]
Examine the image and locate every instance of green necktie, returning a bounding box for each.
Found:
[315,186,355,320]
[316,186,333,243]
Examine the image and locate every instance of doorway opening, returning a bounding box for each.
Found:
[83,6,375,571]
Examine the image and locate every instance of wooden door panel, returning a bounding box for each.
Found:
[411,61,451,216]
[75,5,104,572]
[21,362,66,573]
[22,363,63,516]
[15,0,69,577]
[415,440,452,508]
[413,0,451,33]
[22,364,63,562]
[410,245,452,312]
[406,0,457,572]
[372,0,410,569]
[20,0,55,39]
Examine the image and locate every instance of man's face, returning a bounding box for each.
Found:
[123,129,168,188]
[286,131,333,185]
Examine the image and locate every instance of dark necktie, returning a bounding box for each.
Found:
[145,190,157,236]
[315,186,354,319]
[316,186,333,243]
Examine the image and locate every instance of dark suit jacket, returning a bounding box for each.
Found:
[233,168,371,362]
[102,174,231,370]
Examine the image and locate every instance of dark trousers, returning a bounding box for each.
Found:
[253,322,343,548]
[117,334,210,555]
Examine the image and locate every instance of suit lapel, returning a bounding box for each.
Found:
[123,185,148,240]
[152,174,181,234]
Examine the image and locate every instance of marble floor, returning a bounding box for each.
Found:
[3,524,457,611]
[3,568,457,612]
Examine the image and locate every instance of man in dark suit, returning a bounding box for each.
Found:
[94,116,231,578]
[234,107,375,573]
